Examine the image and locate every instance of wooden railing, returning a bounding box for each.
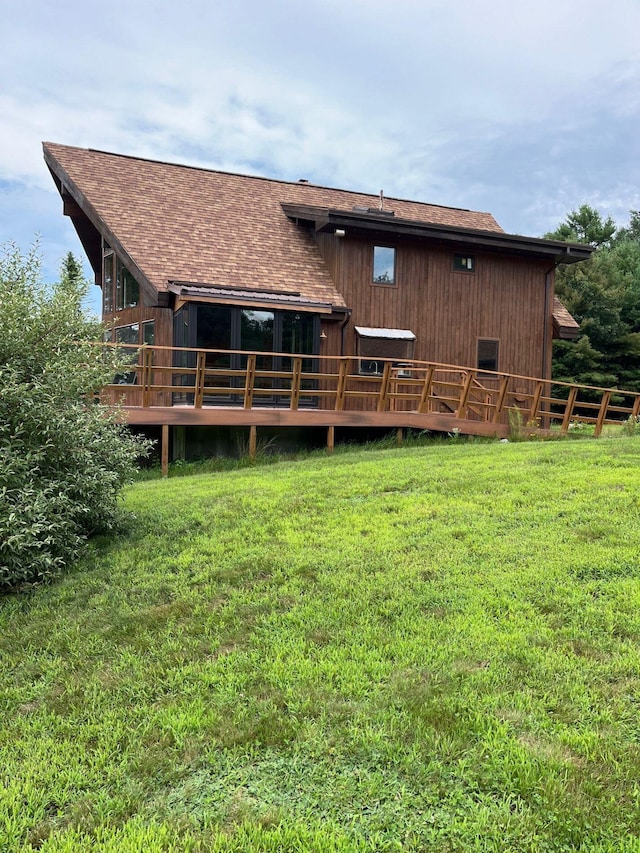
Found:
[101,344,640,438]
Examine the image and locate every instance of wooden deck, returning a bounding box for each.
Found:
[102,345,640,474]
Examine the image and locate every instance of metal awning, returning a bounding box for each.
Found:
[168,282,334,314]
[355,326,416,340]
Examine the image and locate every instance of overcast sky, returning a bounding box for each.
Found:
[1,0,639,313]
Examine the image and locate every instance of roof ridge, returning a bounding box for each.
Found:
[42,141,492,218]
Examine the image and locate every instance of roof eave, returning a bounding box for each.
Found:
[43,143,161,302]
[281,203,594,265]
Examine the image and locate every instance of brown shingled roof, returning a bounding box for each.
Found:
[43,142,503,308]
[552,296,581,340]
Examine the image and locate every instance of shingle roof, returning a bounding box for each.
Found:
[43,143,504,309]
[552,296,581,340]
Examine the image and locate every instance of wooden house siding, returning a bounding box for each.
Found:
[317,233,552,377]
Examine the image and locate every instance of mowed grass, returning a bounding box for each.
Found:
[3,438,640,852]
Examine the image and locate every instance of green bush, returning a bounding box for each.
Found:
[0,243,150,589]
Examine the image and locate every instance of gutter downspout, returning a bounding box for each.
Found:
[542,261,557,381]
[340,308,352,356]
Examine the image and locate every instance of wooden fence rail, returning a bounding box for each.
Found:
[100,344,640,443]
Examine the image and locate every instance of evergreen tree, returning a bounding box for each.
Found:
[548,207,640,394]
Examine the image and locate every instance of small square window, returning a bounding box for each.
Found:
[454,254,475,272]
[477,339,499,373]
[373,246,396,284]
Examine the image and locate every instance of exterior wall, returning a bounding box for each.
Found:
[103,305,174,347]
[316,233,553,380]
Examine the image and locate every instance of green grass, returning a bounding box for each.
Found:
[3,436,640,851]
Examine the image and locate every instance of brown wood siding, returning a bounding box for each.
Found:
[103,305,174,347]
[316,234,552,380]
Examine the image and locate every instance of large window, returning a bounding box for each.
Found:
[174,304,320,402]
[372,246,396,285]
[356,327,415,376]
[108,321,155,384]
[102,241,140,314]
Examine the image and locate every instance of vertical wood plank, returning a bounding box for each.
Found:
[249,425,257,459]
[161,424,169,478]
[594,390,612,437]
[142,347,153,408]
[244,354,256,409]
[561,386,579,434]
[194,351,206,409]
[492,375,510,424]
[528,381,545,424]
[327,425,335,454]
[418,365,435,413]
[290,357,302,411]
[334,360,348,411]
[377,361,392,412]
[455,371,475,419]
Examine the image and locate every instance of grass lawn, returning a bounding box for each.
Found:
[2,436,640,851]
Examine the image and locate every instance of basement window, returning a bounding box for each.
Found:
[372,246,396,285]
[454,254,475,273]
[477,339,499,373]
[356,326,415,376]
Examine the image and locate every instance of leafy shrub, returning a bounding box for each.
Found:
[0,243,150,589]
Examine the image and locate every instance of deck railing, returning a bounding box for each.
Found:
[101,343,640,438]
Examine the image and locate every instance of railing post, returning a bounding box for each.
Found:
[418,365,435,413]
[529,381,545,424]
[594,390,612,437]
[290,357,302,411]
[455,371,475,419]
[377,362,392,412]
[492,375,510,424]
[335,360,348,411]
[561,386,579,434]
[244,354,256,409]
[142,347,153,407]
[632,395,640,419]
[194,351,206,408]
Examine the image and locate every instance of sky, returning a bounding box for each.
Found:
[1,0,639,315]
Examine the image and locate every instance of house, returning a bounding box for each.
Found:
[43,142,591,457]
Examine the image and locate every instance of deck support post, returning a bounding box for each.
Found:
[249,425,257,459]
[161,424,169,478]
[397,428,404,445]
[327,426,335,453]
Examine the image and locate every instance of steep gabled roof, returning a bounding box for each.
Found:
[43,142,504,308]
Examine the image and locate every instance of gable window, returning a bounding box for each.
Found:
[356,326,415,375]
[372,246,396,285]
[477,339,499,373]
[454,254,475,273]
[102,240,140,314]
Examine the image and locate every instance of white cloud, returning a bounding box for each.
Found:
[0,0,639,276]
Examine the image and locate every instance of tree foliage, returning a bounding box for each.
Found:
[547,206,640,393]
[0,244,150,589]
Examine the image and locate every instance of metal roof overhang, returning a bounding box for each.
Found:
[281,203,594,265]
[168,282,334,314]
[355,326,416,340]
